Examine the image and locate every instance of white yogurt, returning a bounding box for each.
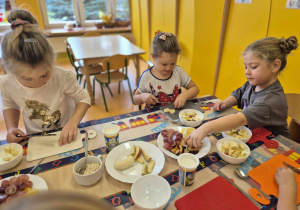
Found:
[103,128,118,135]
[179,157,198,168]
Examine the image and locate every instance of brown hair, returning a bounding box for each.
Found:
[243,36,298,71]
[152,32,181,57]
[1,9,54,74]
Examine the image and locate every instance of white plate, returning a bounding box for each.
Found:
[0,174,48,191]
[105,141,165,183]
[157,126,211,159]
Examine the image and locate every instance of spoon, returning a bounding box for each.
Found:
[78,132,89,175]
[235,168,271,200]
[154,118,179,123]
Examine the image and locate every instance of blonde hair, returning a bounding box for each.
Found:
[152,32,181,57]
[1,9,54,74]
[243,36,298,71]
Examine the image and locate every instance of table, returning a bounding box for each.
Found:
[67,35,146,104]
[1,95,299,209]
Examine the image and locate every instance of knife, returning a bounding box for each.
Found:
[18,134,57,138]
[216,169,263,209]
[283,162,300,174]
[28,158,45,174]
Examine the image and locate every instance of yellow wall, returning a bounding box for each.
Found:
[140,0,150,61]
[131,0,141,46]
[189,0,224,95]
[176,0,195,75]
[215,0,271,100]
[268,0,300,94]
[150,0,177,35]
[16,0,45,29]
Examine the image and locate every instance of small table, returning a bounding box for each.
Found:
[67,35,146,104]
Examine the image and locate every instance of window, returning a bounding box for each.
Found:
[39,0,130,28]
[0,0,17,27]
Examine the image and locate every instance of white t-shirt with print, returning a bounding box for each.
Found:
[137,65,191,103]
[0,66,91,134]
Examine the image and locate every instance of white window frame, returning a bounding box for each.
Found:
[0,0,18,30]
[39,0,81,29]
[39,0,121,29]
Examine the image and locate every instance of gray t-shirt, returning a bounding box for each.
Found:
[231,80,290,138]
[137,65,191,103]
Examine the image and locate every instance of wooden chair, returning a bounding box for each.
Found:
[93,54,134,112]
[286,93,300,143]
[83,31,101,37]
[64,40,113,97]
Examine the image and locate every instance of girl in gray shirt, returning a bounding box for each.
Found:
[185,36,298,148]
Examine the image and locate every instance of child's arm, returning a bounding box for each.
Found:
[214,96,238,111]
[59,102,90,146]
[174,80,199,109]
[275,167,297,210]
[3,109,27,143]
[133,89,159,106]
[184,112,247,148]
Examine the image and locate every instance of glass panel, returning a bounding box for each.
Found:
[45,0,76,23]
[83,0,107,21]
[115,0,129,20]
[0,0,11,25]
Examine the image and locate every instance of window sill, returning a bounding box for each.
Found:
[43,26,132,37]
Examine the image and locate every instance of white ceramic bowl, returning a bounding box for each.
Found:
[73,155,104,186]
[0,143,23,172]
[179,109,204,127]
[216,138,250,165]
[222,126,252,143]
[131,175,171,210]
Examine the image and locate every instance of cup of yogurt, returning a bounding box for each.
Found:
[102,124,120,152]
[178,153,199,186]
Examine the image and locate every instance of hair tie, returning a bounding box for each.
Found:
[158,32,172,41]
[24,38,37,43]
[11,18,29,29]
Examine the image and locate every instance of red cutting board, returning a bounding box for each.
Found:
[175,176,259,210]
[248,154,300,204]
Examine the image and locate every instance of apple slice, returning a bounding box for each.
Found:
[142,162,147,175]
[147,160,156,174]
[131,145,136,155]
[141,149,152,162]
[133,146,142,160]
[137,156,144,164]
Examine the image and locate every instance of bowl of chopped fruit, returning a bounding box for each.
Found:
[216,138,250,164]
[222,126,252,143]
[179,109,204,127]
[0,143,23,172]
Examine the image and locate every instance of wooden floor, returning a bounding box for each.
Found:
[0,57,148,141]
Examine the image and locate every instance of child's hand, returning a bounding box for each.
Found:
[59,122,78,146]
[275,166,297,189]
[214,101,227,111]
[142,93,159,105]
[184,127,207,148]
[174,94,187,109]
[6,128,27,143]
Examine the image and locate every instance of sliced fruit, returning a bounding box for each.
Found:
[141,149,152,162]
[130,145,136,155]
[142,163,147,175]
[137,157,144,164]
[174,149,181,156]
[26,188,39,195]
[147,160,156,174]
[133,146,142,160]
[170,146,177,154]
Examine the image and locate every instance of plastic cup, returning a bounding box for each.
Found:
[178,153,199,186]
[102,124,120,152]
